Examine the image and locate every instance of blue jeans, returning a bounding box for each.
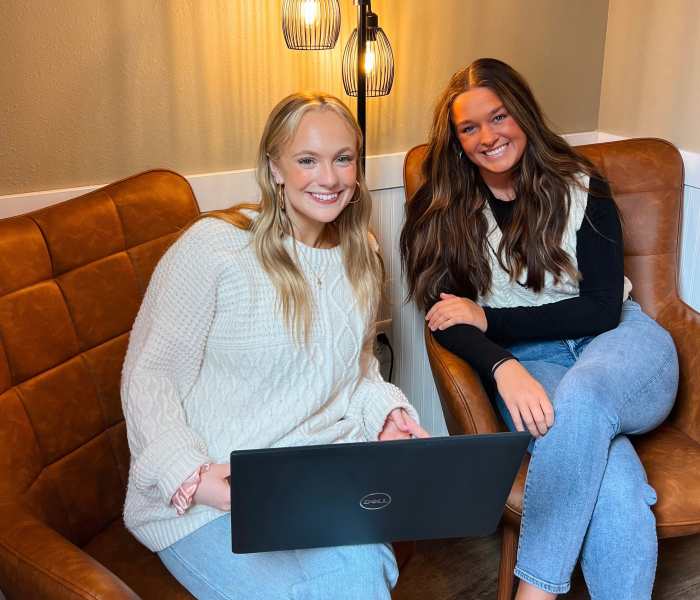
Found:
[494,300,678,598]
[158,514,398,599]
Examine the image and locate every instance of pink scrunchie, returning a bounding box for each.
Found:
[171,463,211,516]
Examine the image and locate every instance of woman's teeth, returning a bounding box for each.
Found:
[485,143,508,157]
[309,192,339,201]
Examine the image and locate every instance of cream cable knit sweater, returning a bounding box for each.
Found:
[121,217,417,551]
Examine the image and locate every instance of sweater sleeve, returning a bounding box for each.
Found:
[432,324,514,383]
[483,179,624,344]
[346,343,421,441]
[121,219,225,505]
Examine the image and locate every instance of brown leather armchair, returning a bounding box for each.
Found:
[0,170,198,599]
[0,169,413,599]
[404,138,700,599]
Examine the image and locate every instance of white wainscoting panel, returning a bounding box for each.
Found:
[370,187,448,436]
[680,185,700,311]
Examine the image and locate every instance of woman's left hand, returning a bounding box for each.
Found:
[378,408,430,441]
[425,293,487,332]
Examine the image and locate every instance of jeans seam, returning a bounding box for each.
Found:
[516,445,572,593]
[618,343,675,429]
[514,565,571,594]
[165,547,234,600]
[516,444,535,567]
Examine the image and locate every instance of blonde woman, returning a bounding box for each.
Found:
[121,92,426,600]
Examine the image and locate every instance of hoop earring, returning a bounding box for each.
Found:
[346,180,361,204]
[457,148,464,160]
[276,183,285,212]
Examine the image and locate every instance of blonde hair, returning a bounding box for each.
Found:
[203,92,382,341]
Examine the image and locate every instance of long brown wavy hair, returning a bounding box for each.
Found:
[400,58,597,311]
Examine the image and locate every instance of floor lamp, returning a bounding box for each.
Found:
[282,0,396,381]
[281,0,395,171]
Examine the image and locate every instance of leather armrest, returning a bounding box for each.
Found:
[424,323,505,435]
[0,502,138,600]
[657,296,700,444]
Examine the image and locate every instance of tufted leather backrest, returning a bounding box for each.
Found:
[403,138,685,319]
[0,170,199,548]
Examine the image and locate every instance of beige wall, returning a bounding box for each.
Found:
[1,0,609,196]
[599,0,700,152]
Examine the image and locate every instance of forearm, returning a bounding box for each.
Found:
[124,373,210,502]
[348,353,420,440]
[432,324,514,383]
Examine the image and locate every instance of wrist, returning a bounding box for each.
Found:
[172,462,211,516]
[478,305,488,332]
[492,357,516,380]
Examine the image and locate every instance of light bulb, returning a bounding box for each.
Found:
[301,0,318,26]
[364,44,376,74]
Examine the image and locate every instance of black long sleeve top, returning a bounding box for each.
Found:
[432,177,625,382]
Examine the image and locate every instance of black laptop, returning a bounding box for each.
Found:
[230,432,530,553]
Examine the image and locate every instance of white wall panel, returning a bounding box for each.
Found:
[370,187,448,436]
[680,185,700,311]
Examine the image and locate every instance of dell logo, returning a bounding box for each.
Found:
[360,492,392,511]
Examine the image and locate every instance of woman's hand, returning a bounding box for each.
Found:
[493,359,554,438]
[193,463,231,511]
[378,408,430,441]
[425,293,488,332]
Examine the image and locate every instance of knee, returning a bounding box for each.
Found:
[293,545,397,599]
[337,544,398,591]
[553,376,618,433]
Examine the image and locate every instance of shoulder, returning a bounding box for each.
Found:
[584,175,617,215]
[588,174,612,196]
[178,216,252,254]
[155,217,253,281]
[579,176,621,237]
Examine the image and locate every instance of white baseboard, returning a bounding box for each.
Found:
[1,131,698,218]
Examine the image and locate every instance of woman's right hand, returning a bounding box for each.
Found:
[493,359,554,438]
[193,463,231,511]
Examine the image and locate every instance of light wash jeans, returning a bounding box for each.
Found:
[158,514,398,600]
[494,300,678,598]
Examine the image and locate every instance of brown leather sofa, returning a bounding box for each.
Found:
[0,169,413,599]
[0,170,198,599]
[404,138,700,599]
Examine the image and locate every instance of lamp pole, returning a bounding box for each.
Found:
[356,0,369,172]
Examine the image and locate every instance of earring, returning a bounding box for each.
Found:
[276,183,285,212]
[346,180,361,204]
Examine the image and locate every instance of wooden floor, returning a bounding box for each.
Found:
[393,532,700,599]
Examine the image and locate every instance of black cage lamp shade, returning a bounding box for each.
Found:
[282,0,341,50]
[342,11,394,97]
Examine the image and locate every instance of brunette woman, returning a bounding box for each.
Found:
[401,59,677,599]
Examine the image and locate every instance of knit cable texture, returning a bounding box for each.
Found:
[121,218,417,551]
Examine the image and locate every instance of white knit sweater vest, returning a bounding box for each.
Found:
[121,218,416,551]
[479,176,590,308]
